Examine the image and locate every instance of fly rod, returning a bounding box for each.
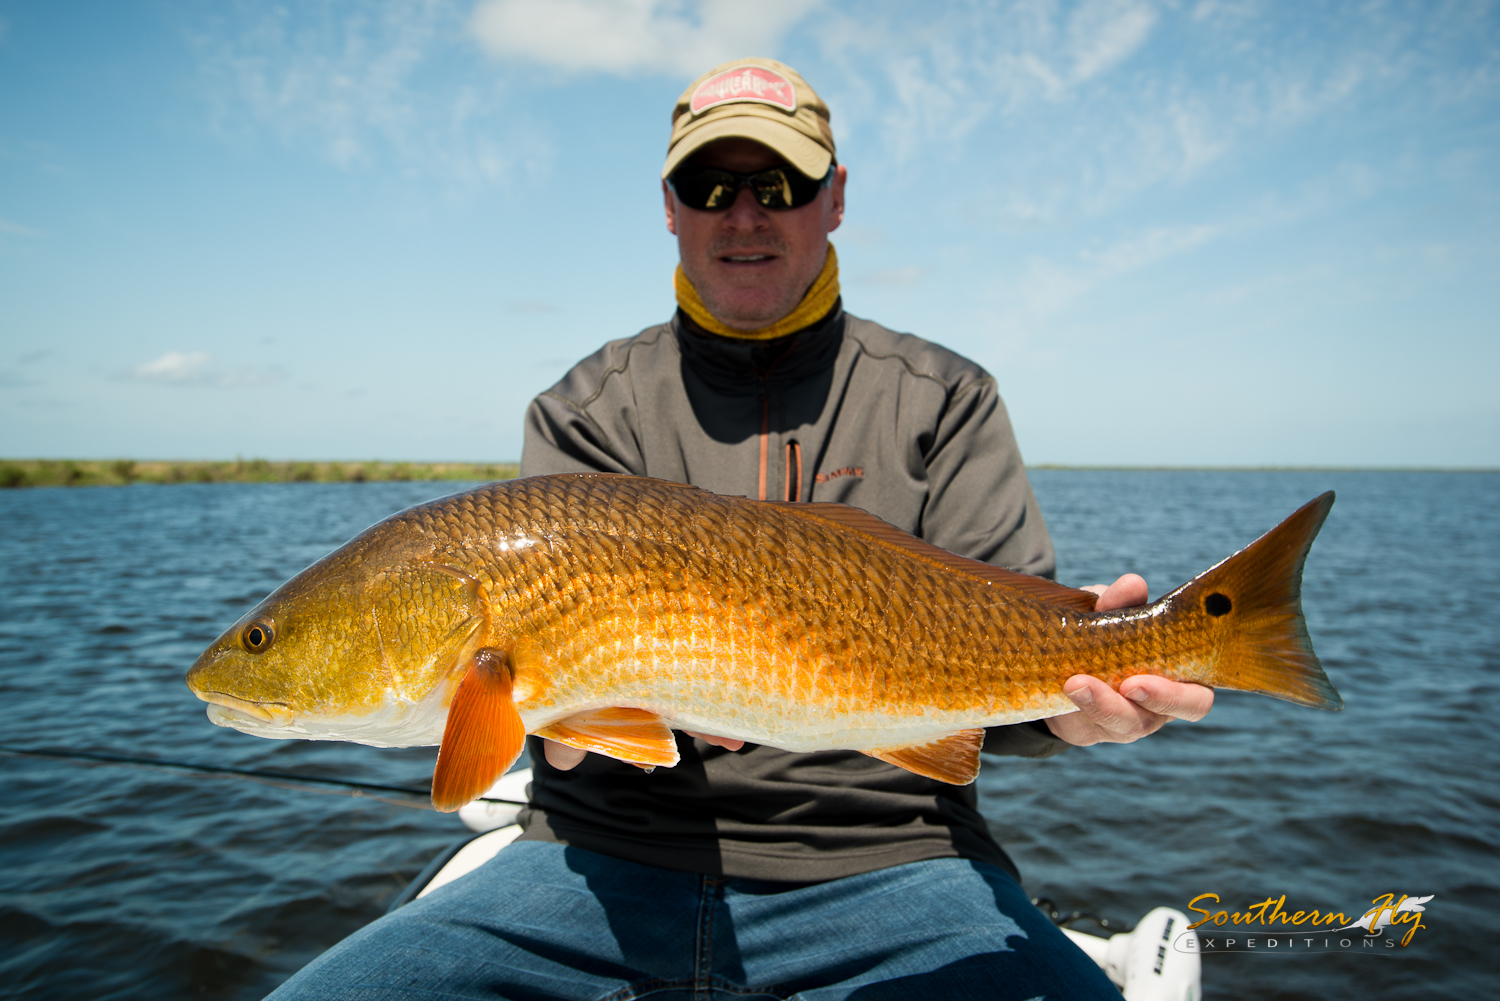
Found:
[0,744,527,810]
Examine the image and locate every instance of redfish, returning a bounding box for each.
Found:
[186,474,1341,811]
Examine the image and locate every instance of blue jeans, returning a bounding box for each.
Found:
[267,842,1120,1000]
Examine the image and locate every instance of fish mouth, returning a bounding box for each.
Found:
[195,690,292,726]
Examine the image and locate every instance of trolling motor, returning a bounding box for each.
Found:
[1049,904,1201,1001]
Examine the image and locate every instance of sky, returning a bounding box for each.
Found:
[1,0,1496,467]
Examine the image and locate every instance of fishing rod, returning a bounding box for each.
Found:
[7,745,1144,937]
[1031,896,1128,933]
[0,744,527,810]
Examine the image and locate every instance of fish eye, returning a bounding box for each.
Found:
[241,619,276,653]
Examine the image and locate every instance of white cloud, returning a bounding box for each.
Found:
[125,352,284,388]
[189,0,552,187]
[0,216,43,237]
[810,3,1177,187]
[986,132,1439,335]
[1080,223,1219,277]
[132,351,212,384]
[806,0,1496,223]
[183,0,1499,216]
[0,138,76,178]
[469,0,818,76]
[1068,0,1157,82]
[978,221,1227,328]
[187,0,823,184]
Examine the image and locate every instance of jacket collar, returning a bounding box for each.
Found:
[673,300,846,393]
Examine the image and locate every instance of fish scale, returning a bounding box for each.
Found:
[186,473,1342,811]
[433,476,1277,719]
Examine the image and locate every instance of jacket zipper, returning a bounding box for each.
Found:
[756,341,798,503]
[758,393,770,501]
[785,440,801,502]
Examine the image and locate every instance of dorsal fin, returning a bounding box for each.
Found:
[763,501,1100,613]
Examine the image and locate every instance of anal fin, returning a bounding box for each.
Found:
[432,648,525,812]
[866,729,984,785]
[537,707,680,769]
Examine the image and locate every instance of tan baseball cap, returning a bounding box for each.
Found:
[662,57,836,180]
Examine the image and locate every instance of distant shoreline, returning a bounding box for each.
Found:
[0,459,520,489]
[1,459,1494,488]
[1026,464,1499,473]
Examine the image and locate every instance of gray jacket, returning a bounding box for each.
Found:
[516,305,1066,881]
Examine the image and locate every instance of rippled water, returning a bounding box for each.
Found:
[1,473,1495,999]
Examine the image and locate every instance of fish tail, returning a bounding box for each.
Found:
[1177,491,1343,710]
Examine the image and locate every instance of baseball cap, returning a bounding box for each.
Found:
[662,57,836,181]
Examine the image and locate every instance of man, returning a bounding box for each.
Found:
[270,58,1212,1000]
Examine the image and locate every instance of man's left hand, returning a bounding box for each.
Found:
[1044,573,1216,747]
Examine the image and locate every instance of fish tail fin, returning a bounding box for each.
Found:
[1177,491,1343,710]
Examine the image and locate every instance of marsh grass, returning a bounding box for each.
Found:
[0,459,520,488]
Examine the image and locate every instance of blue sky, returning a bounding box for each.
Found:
[1,0,1496,466]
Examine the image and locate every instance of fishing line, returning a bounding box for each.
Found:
[0,745,527,810]
[1031,896,1130,934]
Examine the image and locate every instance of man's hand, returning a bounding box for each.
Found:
[543,732,743,771]
[1043,573,1215,746]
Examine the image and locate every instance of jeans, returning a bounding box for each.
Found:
[266,841,1120,1000]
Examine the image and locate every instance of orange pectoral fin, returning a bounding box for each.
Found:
[866,728,984,785]
[431,648,526,812]
[536,707,680,769]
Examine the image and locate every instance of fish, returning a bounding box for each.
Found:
[185,473,1341,812]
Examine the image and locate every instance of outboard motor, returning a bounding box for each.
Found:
[1061,906,1201,1001]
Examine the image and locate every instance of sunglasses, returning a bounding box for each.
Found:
[669,164,834,211]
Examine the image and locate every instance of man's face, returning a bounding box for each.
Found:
[665,138,847,331]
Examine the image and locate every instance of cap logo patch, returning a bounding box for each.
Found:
[690,66,796,115]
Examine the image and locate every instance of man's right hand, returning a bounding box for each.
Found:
[1044,573,1215,746]
[542,740,589,771]
[543,732,744,771]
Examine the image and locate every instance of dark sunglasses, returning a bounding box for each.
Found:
[668,164,834,211]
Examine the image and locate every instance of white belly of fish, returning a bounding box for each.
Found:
[514,674,1076,753]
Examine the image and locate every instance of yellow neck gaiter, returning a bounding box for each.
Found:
[675,244,840,341]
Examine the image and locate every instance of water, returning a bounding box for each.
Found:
[1,473,1495,999]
